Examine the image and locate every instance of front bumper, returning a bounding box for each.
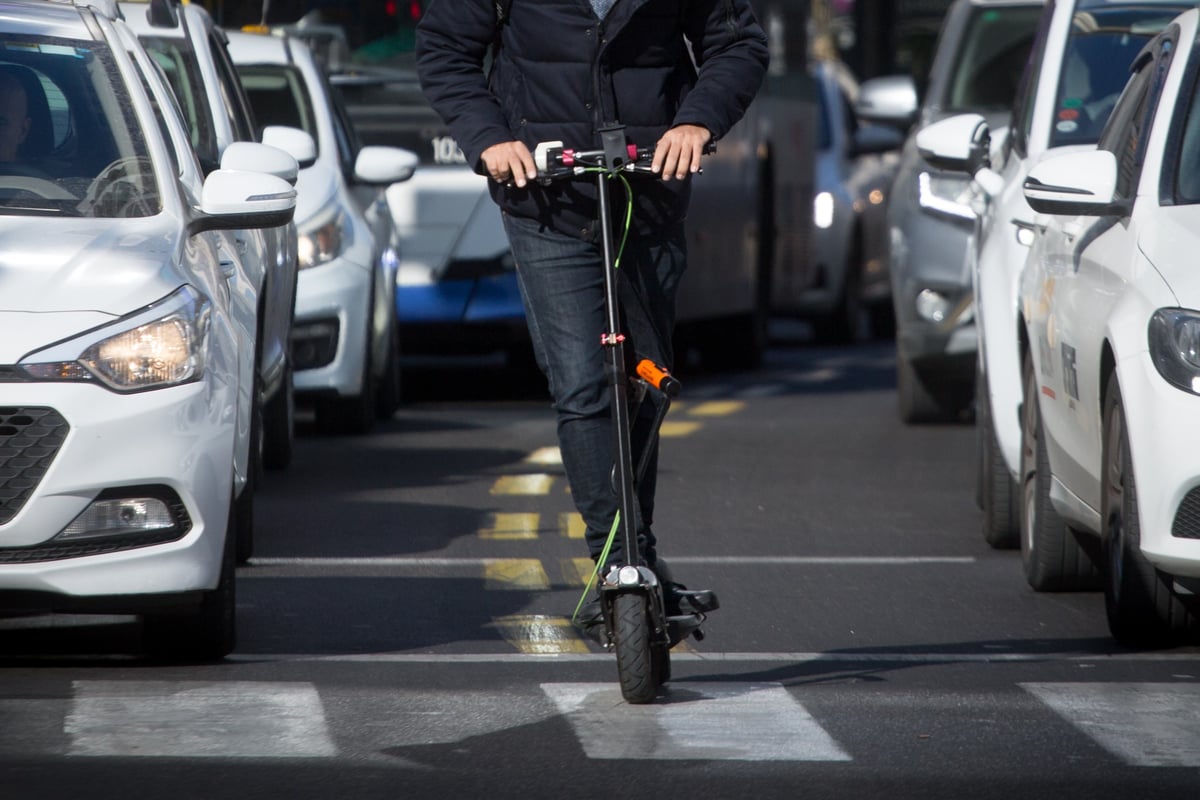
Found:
[1119,352,1200,579]
[0,380,232,604]
[291,257,371,398]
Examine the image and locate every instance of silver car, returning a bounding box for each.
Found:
[857,0,1044,422]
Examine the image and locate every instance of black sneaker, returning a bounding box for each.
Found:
[573,595,607,645]
[653,558,720,617]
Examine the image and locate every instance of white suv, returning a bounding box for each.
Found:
[0,0,294,659]
[915,0,1189,563]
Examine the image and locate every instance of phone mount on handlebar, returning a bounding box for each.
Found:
[598,123,630,176]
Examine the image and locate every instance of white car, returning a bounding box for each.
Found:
[226,30,418,435]
[914,0,1189,555]
[122,0,300,477]
[1017,7,1200,644]
[0,0,295,659]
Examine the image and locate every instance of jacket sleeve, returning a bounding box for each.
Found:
[415,0,514,173]
[675,0,770,140]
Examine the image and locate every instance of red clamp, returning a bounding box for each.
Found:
[601,333,626,346]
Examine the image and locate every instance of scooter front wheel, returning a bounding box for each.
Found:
[613,592,657,704]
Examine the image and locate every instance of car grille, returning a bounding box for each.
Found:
[1171,487,1200,540]
[0,407,69,526]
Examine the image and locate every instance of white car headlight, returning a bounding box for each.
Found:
[20,286,210,393]
[1149,308,1200,394]
[297,208,346,270]
[813,191,835,229]
[918,171,976,221]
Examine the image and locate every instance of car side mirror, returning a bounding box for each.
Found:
[354,146,419,185]
[1023,149,1126,217]
[261,125,317,169]
[191,170,296,234]
[916,113,991,174]
[221,141,300,186]
[855,74,919,130]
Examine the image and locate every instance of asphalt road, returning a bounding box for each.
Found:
[3,334,1199,799]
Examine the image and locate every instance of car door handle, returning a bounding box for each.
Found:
[220,259,237,280]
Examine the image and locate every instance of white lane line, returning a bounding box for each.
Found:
[229,651,1200,664]
[1022,682,1200,767]
[66,681,336,758]
[543,682,851,761]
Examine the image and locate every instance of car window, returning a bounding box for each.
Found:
[209,31,256,144]
[141,35,218,170]
[943,4,1043,112]
[1010,1,1057,159]
[236,63,318,150]
[324,72,360,177]
[0,34,159,218]
[1097,55,1155,200]
[1049,4,1183,148]
[815,78,833,151]
[1168,47,1200,204]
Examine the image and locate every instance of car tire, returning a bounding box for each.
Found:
[1101,372,1197,646]
[1019,350,1100,591]
[142,491,237,662]
[262,360,294,471]
[896,343,943,423]
[374,324,401,420]
[978,372,1018,549]
[316,318,377,436]
[814,235,863,345]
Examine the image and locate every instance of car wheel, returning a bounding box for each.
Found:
[374,324,401,420]
[142,491,237,662]
[814,235,863,345]
[1101,373,1196,646]
[262,360,294,471]
[978,372,1018,549]
[1018,350,1099,591]
[316,319,377,436]
[896,342,942,423]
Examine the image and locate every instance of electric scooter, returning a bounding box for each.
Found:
[533,125,719,703]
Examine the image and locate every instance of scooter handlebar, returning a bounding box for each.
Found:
[533,139,715,180]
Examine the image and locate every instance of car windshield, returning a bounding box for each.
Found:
[141,35,219,171]
[333,68,461,166]
[1049,4,1185,147]
[943,4,1043,112]
[235,63,318,149]
[0,34,159,218]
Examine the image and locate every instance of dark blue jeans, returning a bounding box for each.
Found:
[502,212,687,569]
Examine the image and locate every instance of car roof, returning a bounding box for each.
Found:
[225,28,294,65]
[0,0,109,37]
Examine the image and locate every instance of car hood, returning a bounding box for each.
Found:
[1138,205,1200,304]
[0,216,190,359]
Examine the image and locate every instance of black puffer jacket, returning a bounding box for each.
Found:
[415,0,769,240]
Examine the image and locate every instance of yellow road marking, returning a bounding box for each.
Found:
[484,559,550,590]
[562,557,599,587]
[479,512,540,540]
[490,474,555,495]
[524,447,562,465]
[659,420,701,437]
[559,512,586,540]
[492,615,590,654]
[687,400,745,417]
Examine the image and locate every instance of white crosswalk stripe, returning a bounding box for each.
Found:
[1021,682,1200,767]
[543,682,851,761]
[4,678,1200,765]
[65,681,336,758]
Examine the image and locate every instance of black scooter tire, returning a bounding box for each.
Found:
[614,592,657,704]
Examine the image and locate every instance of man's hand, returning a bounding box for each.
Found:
[481,141,537,187]
[652,124,712,181]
